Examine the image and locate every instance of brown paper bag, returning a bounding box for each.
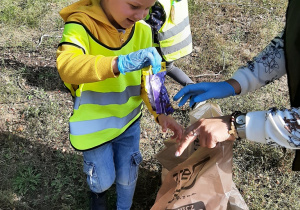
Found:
[153,102,248,210]
[152,141,234,210]
[156,103,223,172]
[227,183,249,210]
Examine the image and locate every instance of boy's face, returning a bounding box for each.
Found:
[101,0,156,29]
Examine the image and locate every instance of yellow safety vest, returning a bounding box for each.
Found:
[58,21,152,150]
[157,0,193,61]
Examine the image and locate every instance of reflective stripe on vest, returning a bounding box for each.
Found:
[70,104,142,135]
[73,85,141,109]
[158,0,192,61]
[59,21,152,150]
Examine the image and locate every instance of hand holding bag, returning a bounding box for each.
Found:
[153,103,249,210]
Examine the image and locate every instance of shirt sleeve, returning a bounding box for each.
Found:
[56,20,119,86]
[245,107,300,149]
[231,32,286,95]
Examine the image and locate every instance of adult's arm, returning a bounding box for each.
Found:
[245,107,300,149]
[231,32,286,95]
[176,106,300,156]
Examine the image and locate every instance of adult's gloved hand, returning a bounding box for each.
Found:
[173,81,236,107]
[117,47,162,75]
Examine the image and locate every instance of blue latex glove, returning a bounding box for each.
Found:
[117,47,162,75]
[173,81,236,107]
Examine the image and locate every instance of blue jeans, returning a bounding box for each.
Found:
[83,120,142,210]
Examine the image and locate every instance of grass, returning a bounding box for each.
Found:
[0,0,299,209]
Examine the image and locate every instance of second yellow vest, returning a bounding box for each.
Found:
[157,0,193,61]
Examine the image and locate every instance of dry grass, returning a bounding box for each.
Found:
[0,0,299,209]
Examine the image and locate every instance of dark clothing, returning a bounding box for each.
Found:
[284,0,300,171]
[285,0,300,106]
[165,62,194,86]
[145,2,166,44]
[155,46,194,86]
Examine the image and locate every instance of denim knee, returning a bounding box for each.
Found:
[83,160,115,193]
[116,152,142,186]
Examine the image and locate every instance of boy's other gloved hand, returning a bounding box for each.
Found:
[173,81,236,107]
[117,47,162,75]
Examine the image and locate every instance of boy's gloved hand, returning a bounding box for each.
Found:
[117,47,162,75]
[173,81,235,107]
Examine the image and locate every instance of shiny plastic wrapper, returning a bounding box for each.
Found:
[142,62,174,115]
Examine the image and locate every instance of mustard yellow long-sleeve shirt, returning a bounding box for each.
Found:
[56,0,159,120]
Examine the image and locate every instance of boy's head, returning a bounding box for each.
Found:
[101,0,156,29]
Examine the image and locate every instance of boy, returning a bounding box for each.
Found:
[56,0,183,209]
